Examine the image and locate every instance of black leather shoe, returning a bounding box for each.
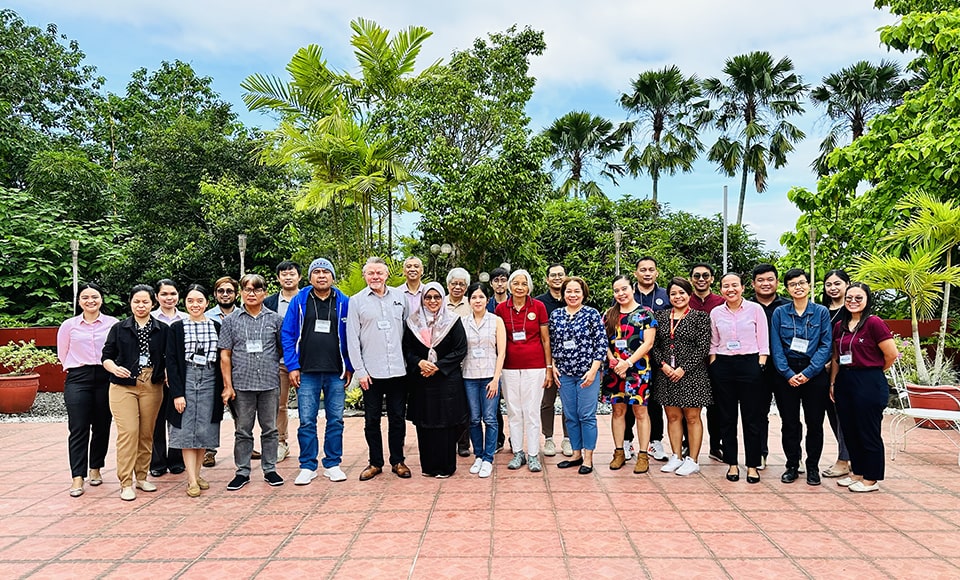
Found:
[169,465,186,475]
[806,470,822,486]
[747,469,761,484]
[557,458,584,469]
[149,468,166,478]
[578,465,593,475]
[781,467,799,484]
[726,467,740,482]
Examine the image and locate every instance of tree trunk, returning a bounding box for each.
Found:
[933,249,953,382]
[911,301,931,384]
[651,171,659,205]
[737,157,749,226]
[387,191,394,256]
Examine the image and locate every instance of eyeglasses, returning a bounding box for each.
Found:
[449,281,467,287]
[691,273,712,280]
[844,295,866,304]
[787,281,809,289]
[547,273,565,279]
[241,288,264,295]
[216,289,236,295]
[424,295,443,301]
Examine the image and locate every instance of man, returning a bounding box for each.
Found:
[751,263,790,472]
[445,268,471,318]
[535,263,572,458]
[397,256,425,314]
[688,263,725,461]
[202,276,239,467]
[281,258,353,485]
[219,274,286,490]
[346,257,411,481]
[485,266,510,314]
[263,261,303,464]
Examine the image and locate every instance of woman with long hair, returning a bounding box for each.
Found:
[820,269,852,478]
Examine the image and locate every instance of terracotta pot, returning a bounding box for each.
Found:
[905,383,960,430]
[0,373,40,414]
[0,327,65,393]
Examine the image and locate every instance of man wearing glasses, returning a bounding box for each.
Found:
[202,276,239,467]
[536,263,572,458]
[688,263,724,313]
[445,268,472,318]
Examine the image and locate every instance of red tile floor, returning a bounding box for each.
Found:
[1,412,959,579]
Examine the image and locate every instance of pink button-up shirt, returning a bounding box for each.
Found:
[709,300,769,356]
[57,313,119,369]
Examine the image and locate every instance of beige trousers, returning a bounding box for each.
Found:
[109,368,163,487]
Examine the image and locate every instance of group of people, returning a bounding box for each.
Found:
[55,253,898,500]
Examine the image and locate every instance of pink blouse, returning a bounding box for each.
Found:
[709,300,769,356]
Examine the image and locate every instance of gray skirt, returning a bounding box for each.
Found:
[168,363,221,450]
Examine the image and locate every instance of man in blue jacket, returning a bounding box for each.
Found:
[280,258,353,484]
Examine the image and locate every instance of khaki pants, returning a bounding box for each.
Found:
[109,368,163,487]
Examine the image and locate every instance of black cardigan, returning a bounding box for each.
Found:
[164,319,225,428]
[101,317,167,386]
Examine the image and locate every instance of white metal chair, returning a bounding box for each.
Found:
[887,360,960,467]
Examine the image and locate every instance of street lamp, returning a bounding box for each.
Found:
[238,234,248,277]
[613,228,622,275]
[70,239,79,315]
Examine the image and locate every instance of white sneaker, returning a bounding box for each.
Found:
[295,468,317,485]
[661,454,684,473]
[675,457,700,476]
[649,440,668,461]
[277,442,290,462]
[478,461,493,478]
[470,458,483,474]
[623,440,634,460]
[543,439,557,456]
[561,438,573,457]
[322,466,347,482]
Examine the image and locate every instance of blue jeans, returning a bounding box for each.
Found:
[297,372,346,471]
[558,373,600,451]
[464,378,499,462]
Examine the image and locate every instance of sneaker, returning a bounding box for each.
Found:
[323,466,347,482]
[264,471,284,486]
[634,451,650,474]
[470,458,483,474]
[543,439,557,457]
[528,453,542,472]
[295,468,318,485]
[676,457,700,476]
[623,440,634,460]
[648,440,668,461]
[848,480,880,493]
[507,451,527,470]
[227,475,250,490]
[119,486,136,501]
[660,454,684,473]
[561,438,573,457]
[478,461,493,478]
[277,442,290,462]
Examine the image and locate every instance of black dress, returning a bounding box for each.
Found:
[651,309,713,407]
[403,320,468,477]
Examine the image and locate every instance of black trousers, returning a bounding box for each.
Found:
[363,376,408,467]
[706,403,723,454]
[834,367,887,481]
[150,386,184,471]
[711,354,764,468]
[418,425,458,476]
[758,364,778,457]
[64,366,113,478]
[773,362,829,470]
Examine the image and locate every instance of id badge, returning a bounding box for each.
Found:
[614,339,628,350]
[377,320,391,331]
[191,353,208,365]
[789,337,809,353]
[726,340,741,350]
[246,339,264,353]
[563,339,576,350]
[138,354,149,366]
[839,353,853,365]
[512,331,527,342]
[315,319,331,333]
[472,348,486,358]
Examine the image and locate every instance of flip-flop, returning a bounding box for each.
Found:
[822,466,850,478]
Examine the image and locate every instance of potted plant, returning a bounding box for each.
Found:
[0,340,61,413]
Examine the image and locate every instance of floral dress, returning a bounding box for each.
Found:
[602,305,657,405]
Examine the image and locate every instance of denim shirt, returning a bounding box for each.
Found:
[770,301,832,380]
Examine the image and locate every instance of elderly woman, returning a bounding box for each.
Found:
[549,276,606,474]
[102,284,168,501]
[403,282,469,478]
[495,269,552,473]
[57,282,119,497]
[165,284,225,497]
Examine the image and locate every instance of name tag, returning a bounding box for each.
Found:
[563,339,576,350]
[191,353,208,365]
[726,340,741,350]
[614,339,628,350]
[472,348,486,358]
[246,339,263,353]
[139,354,149,366]
[789,337,809,353]
[377,320,391,331]
[512,331,527,342]
[315,319,331,333]
[839,353,853,365]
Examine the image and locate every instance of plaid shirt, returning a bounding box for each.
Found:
[218,307,283,391]
[184,319,220,365]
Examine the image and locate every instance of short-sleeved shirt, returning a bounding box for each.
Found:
[833,315,893,369]
[495,298,548,369]
[690,292,724,313]
[549,306,607,377]
[535,292,565,316]
[218,307,284,391]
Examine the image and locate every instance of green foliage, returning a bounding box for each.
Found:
[0,340,60,376]
[25,148,116,221]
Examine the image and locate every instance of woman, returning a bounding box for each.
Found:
[494,270,552,473]
[709,272,769,484]
[651,277,711,476]
[602,275,657,474]
[830,282,898,493]
[57,283,119,497]
[549,276,606,474]
[102,285,168,501]
[150,278,188,478]
[461,282,506,478]
[403,282,469,478]
[820,269,852,478]
[770,269,832,486]
[165,285,225,497]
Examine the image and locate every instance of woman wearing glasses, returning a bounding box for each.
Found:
[829,283,897,493]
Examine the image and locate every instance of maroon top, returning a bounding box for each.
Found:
[833,315,894,369]
[496,298,548,369]
[690,292,724,313]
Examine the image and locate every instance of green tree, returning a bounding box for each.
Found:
[704,51,807,225]
[543,111,624,199]
[619,65,709,204]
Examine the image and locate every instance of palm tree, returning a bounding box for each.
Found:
[543,111,624,199]
[704,51,807,225]
[810,60,903,175]
[619,65,709,204]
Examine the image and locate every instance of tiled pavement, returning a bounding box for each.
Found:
[1,412,959,579]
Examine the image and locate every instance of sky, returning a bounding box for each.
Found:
[9,0,906,253]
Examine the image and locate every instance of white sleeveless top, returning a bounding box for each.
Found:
[462,312,499,379]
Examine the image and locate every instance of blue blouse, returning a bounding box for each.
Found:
[549,306,607,376]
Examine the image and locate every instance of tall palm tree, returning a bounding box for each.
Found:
[543,110,624,199]
[810,60,903,176]
[704,51,807,225]
[619,65,709,204]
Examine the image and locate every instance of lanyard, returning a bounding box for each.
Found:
[311,292,334,324]
[509,300,530,337]
[839,325,860,357]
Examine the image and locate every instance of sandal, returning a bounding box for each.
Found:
[822,466,850,478]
